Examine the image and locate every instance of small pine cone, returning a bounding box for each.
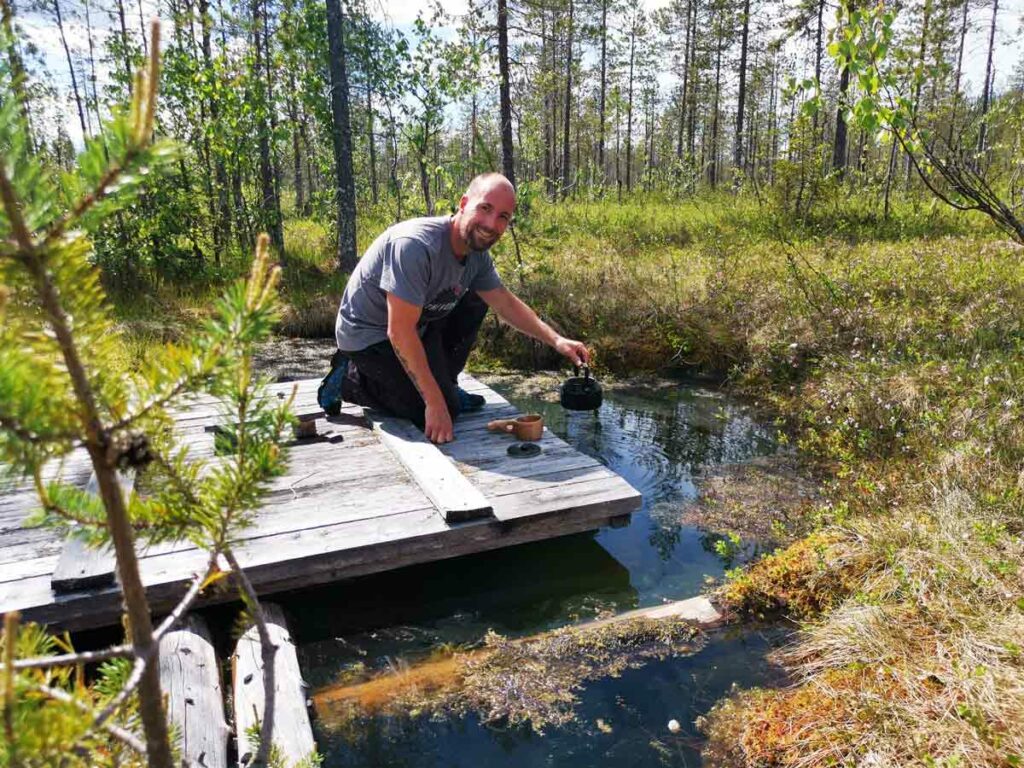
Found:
[117,432,154,469]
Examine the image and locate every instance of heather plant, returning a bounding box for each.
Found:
[1,17,295,768]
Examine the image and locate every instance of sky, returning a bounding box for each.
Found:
[15,0,1024,149]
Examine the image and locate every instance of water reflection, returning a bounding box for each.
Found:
[286,379,783,767]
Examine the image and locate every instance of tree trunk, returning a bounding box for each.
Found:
[367,83,378,205]
[905,0,931,185]
[325,0,358,270]
[686,0,698,160]
[598,0,608,180]
[812,0,824,135]
[948,0,969,143]
[28,264,175,768]
[710,22,722,188]
[290,79,305,215]
[734,0,750,183]
[626,19,636,192]
[977,0,998,154]
[53,0,89,140]
[83,0,103,135]
[252,0,283,252]
[677,0,692,162]
[833,63,850,178]
[542,12,553,197]
[114,0,134,86]
[261,0,284,243]
[561,0,573,199]
[498,0,516,185]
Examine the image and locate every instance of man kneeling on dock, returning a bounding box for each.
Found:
[319,172,590,444]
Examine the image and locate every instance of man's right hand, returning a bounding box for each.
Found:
[424,401,454,444]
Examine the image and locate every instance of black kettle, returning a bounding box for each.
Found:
[560,365,603,411]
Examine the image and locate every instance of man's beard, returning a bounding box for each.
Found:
[467,224,498,251]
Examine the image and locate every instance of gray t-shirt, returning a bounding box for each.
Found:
[335,216,504,352]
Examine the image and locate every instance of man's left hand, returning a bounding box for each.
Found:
[554,336,591,366]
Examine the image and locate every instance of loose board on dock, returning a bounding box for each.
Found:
[0,374,641,630]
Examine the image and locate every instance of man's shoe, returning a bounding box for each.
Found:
[317,353,349,416]
[457,386,485,412]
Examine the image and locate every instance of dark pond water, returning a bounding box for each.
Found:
[285,377,789,767]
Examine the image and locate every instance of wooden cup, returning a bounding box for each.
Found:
[487,413,544,441]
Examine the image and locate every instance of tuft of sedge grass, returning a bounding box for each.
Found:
[708,486,1024,767]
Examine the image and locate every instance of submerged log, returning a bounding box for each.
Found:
[313,595,721,715]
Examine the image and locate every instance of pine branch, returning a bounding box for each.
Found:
[3,643,134,672]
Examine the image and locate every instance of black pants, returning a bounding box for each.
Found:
[343,292,488,429]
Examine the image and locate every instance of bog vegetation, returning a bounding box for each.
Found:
[2,0,1023,763]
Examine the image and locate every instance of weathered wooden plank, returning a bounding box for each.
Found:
[50,469,135,593]
[0,373,642,631]
[369,412,492,524]
[3,486,636,630]
[158,614,229,768]
[233,603,316,767]
[460,444,602,481]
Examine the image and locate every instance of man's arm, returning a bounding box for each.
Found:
[386,292,454,443]
[477,286,590,365]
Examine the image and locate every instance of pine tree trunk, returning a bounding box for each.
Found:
[710,22,722,188]
[367,83,378,205]
[83,0,103,134]
[977,0,998,154]
[251,0,283,252]
[325,0,358,269]
[498,0,516,185]
[686,0,698,160]
[677,0,692,162]
[626,20,636,192]
[905,0,931,185]
[948,0,969,143]
[114,0,134,86]
[28,263,175,768]
[833,64,850,178]
[561,0,573,199]
[542,12,553,197]
[734,0,750,183]
[290,80,305,215]
[53,0,89,140]
[598,0,607,180]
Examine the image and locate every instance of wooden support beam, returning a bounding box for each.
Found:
[158,614,229,768]
[50,469,134,593]
[232,603,316,767]
[368,411,493,524]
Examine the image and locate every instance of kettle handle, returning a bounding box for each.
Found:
[572,364,591,380]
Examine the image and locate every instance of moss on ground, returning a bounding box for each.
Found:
[316,616,702,736]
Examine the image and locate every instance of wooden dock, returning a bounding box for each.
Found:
[0,374,641,631]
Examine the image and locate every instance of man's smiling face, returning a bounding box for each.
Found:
[457,177,516,253]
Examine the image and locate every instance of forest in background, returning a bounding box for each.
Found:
[6,0,1024,288]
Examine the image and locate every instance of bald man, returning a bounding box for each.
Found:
[319,172,591,444]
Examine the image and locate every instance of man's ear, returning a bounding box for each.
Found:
[459,195,469,211]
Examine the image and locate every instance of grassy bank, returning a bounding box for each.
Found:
[489,199,1022,766]
[107,195,1023,765]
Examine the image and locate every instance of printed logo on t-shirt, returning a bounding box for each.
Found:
[421,284,465,322]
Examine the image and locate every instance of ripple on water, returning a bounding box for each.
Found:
[283,374,787,767]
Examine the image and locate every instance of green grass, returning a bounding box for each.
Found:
[100,191,1024,764]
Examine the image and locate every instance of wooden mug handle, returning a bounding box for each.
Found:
[487,419,516,433]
